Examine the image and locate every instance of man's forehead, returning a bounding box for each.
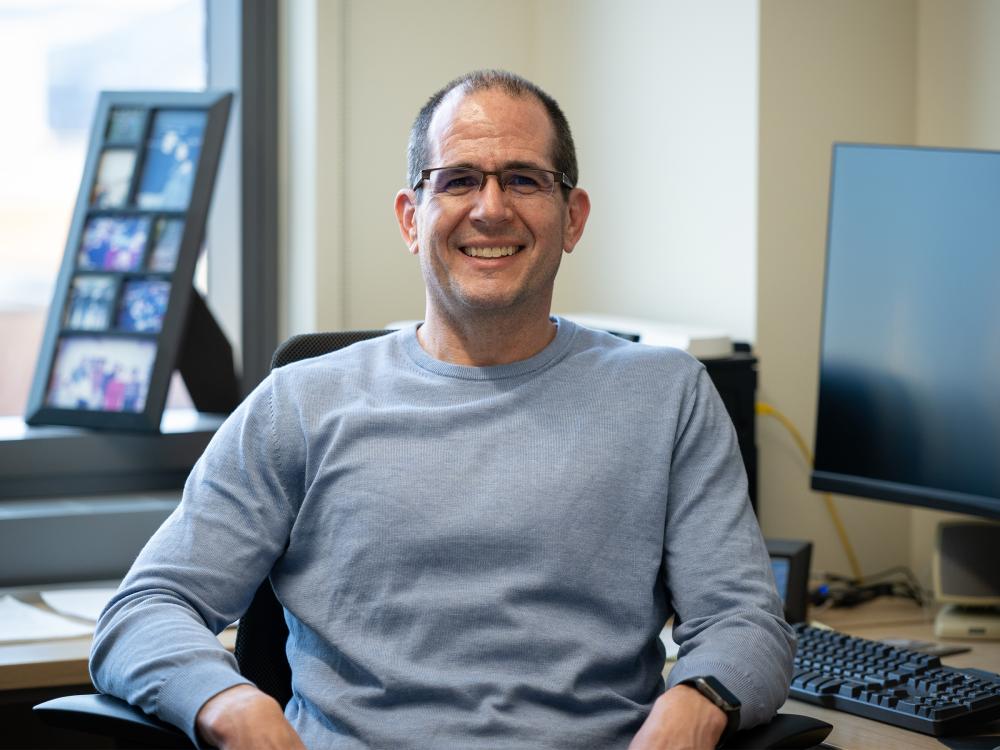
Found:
[426,87,554,164]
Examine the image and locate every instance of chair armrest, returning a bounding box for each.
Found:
[35,694,829,750]
[33,693,197,749]
[723,712,832,749]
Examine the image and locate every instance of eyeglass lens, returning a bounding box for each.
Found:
[428,167,556,196]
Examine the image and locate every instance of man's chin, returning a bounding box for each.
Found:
[437,289,537,321]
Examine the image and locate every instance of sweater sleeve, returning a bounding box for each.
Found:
[89,375,301,747]
[661,366,795,729]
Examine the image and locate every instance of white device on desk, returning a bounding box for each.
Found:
[933,521,1000,639]
[559,313,733,359]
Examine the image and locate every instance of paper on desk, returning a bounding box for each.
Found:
[40,587,117,622]
[659,625,681,661]
[0,595,94,643]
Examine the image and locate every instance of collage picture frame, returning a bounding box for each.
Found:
[26,91,233,431]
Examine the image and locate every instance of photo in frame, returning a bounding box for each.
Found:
[90,149,136,208]
[117,279,171,333]
[106,107,146,144]
[64,275,117,331]
[45,336,157,413]
[136,110,208,210]
[147,218,184,273]
[77,216,151,271]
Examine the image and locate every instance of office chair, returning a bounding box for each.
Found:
[35,329,831,749]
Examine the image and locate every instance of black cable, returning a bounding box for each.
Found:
[810,566,930,608]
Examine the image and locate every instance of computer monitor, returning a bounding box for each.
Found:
[812,143,1000,521]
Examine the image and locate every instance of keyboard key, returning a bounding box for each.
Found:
[838,682,863,699]
[815,679,843,695]
[928,704,967,720]
[966,694,1000,711]
[792,671,821,689]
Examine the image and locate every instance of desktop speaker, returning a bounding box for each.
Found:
[932,521,1000,639]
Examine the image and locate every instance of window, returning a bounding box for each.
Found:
[0,0,278,499]
[0,0,208,417]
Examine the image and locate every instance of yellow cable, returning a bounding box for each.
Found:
[756,402,864,582]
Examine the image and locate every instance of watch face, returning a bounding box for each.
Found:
[697,676,740,710]
[686,676,741,742]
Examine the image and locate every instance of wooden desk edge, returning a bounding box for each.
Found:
[0,627,237,692]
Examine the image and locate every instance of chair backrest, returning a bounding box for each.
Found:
[233,329,392,707]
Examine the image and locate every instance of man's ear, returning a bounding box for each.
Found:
[561,187,591,254]
[394,189,420,255]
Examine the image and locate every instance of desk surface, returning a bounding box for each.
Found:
[0,628,237,692]
[3,596,999,747]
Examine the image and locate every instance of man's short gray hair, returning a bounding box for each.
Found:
[407,70,578,196]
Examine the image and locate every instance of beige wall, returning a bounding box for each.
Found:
[757,0,918,579]
[908,0,1000,583]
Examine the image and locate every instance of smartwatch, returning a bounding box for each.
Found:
[678,675,741,747]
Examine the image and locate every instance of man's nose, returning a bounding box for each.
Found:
[469,174,512,223]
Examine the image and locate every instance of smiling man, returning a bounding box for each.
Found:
[394,79,589,368]
[91,71,793,750]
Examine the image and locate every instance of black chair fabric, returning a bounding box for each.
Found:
[270,329,391,370]
[35,327,831,750]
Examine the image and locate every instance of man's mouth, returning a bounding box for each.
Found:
[460,245,521,258]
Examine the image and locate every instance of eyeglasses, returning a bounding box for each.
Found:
[413,166,574,196]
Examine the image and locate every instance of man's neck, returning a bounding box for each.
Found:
[417,306,558,367]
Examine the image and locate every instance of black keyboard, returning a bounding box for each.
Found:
[790,623,1000,735]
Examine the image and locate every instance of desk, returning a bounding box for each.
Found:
[0,628,237,692]
[782,598,1000,749]
[0,592,236,749]
[0,585,236,692]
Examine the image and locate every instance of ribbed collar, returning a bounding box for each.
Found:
[401,316,578,381]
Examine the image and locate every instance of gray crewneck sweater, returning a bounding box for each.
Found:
[91,318,793,749]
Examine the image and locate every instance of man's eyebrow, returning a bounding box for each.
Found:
[502,160,552,171]
[436,160,554,171]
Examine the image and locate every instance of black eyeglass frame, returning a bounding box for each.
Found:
[412,166,575,194]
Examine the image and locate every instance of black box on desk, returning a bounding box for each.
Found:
[702,346,757,511]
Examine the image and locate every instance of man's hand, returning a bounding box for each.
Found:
[195,684,306,750]
[628,684,728,750]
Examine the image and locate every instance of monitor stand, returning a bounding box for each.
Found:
[934,605,1000,640]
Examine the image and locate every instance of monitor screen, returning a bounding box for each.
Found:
[812,144,1000,520]
[771,557,790,603]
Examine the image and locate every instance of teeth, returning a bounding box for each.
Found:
[462,245,519,258]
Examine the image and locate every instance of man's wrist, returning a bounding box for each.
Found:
[676,676,741,746]
[195,684,274,745]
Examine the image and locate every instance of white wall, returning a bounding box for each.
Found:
[280,0,759,343]
[280,0,346,335]
[535,1,759,342]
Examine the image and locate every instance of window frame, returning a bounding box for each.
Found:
[0,0,278,501]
